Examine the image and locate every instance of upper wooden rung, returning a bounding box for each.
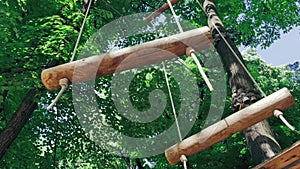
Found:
[41,26,212,90]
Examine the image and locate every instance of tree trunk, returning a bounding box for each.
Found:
[0,88,40,159]
[0,60,60,160]
[202,0,281,165]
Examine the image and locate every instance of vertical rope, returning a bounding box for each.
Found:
[47,0,93,110]
[157,0,195,76]
[187,48,214,92]
[163,62,188,169]
[53,107,59,168]
[162,62,183,141]
[164,1,215,167]
[70,0,93,62]
[180,155,188,169]
[166,0,183,33]
[210,20,267,97]
[166,0,213,95]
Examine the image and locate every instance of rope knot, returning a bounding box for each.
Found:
[180,155,187,162]
[59,78,69,87]
[180,155,188,169]
[186,47,195,56]
[274,110,295,131]
[273,110,283,118]
[47,78,70,110]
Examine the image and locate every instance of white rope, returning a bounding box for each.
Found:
[201,4,296,130]
[180,155,188,169]
[47,78,69,110]
[162,62,183,141]
[274,110,295,131]
[166,0,213,94]
[47,0,93,110]
[186,47,214,92]
[70,0,93,62]
[166,0,183,33]
[210,20,266,97]
[164,2,189,167]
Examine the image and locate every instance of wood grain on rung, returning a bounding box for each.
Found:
[254,140,300,169]
[41,26,211,90]
[165,88,295,164]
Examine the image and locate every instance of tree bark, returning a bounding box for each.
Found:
[0,60,60,160]
[202,0,281,165]
[0,88,40,159]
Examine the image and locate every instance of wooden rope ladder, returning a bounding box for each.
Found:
[40,0,299,168]
[42,1,214,167]
[41,2,213,167]
[41,2,213,168]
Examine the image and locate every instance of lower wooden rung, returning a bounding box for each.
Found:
[254,140,300,169]
[165,88,295,164]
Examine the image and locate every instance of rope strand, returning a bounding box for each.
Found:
[47,78,69,110]
[274,110,295,131]
[186,47,214,92]
[162,62,183,141]
[180,155,188,169]
[211,20,266,97]
[164,2,191,167]
[47,0,93,110]
[70,0,93,62]
[166,0,183,33]
[166,0,213,95]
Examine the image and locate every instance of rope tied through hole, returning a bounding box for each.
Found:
[47,78,69,110]
[180,155,188,169]
[274,110,295,131]
[186,47,214,92]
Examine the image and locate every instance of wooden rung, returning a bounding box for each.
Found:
[254,140,300,169]
[41,26,212,90]
[144,0,181,22]
[165,88,295,164]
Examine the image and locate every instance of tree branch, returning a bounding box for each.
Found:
[0,88,41,159]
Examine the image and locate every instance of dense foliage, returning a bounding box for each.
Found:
[0,0,299,168]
